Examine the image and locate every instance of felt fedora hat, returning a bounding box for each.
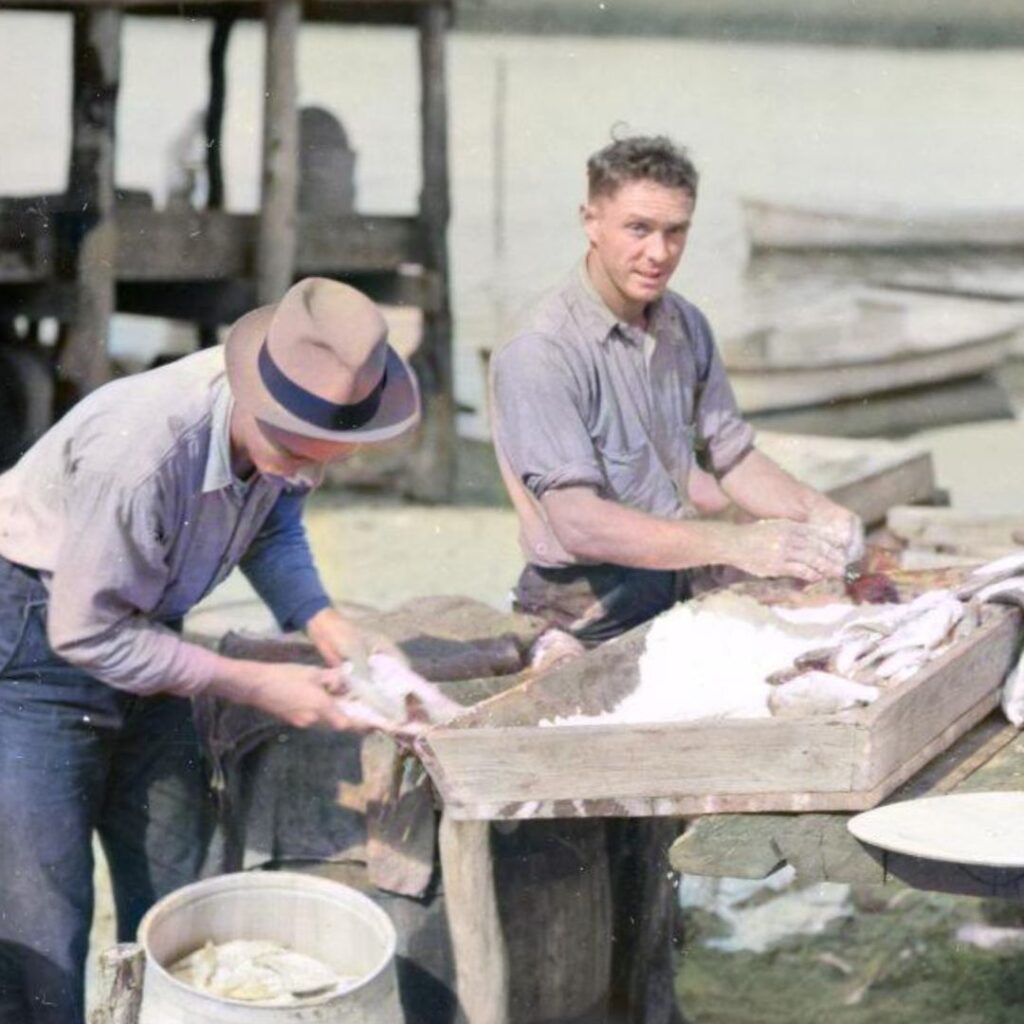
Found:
[224,277,420,442]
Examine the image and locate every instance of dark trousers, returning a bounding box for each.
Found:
[513,562,686,1024]
[0,557,214,1024]
[513,562,688,646]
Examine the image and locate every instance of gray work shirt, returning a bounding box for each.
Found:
[491,263,755,568]
[0,347,330,696]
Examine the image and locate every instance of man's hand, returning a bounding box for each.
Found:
[304,606,407,672]
[224,661,376,732]
[806,501,865,564]
[731,519,848,583]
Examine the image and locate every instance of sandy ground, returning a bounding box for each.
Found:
[84,367,1024,1012]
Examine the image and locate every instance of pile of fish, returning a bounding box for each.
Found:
[334,653,464,735]
[169,939,358,1005]
[768,551,1024,719]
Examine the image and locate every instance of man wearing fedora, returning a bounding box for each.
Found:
[0,278,423,1023]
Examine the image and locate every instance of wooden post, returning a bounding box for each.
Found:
[89,943,145,1024]
[61,7,121,398]
[257,0,300,305]
[409,1,457,501]
[198,14,234,348]
[205,16,233,212]
[438,813,509,1024]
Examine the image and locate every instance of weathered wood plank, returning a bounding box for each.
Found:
[428,717,861,813]
[257,0,301,304]
[422,607,1019,821]
[110,270,437,329]
[888,505,1024,560]
[855,608,1021,790]
[826,453,937,528]
[404,0,457,502]
[3,206,425,283]
[61,8,121,397]
[111,210,423,280]
[204,14,233,211]
[18,0,446,9]
[88,943,145,1024]
[670,714,1020,880]
[670,714,1024,892]
[298,215,427,271]
[756,432,936,527]
[438,815,509,1024]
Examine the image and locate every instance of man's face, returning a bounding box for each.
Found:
[250,419,363,488]
[582,179,694,314]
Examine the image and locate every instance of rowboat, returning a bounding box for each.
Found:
[721,288,1024,414]
[742,197,1024,251]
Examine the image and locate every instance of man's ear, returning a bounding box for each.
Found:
[581,200,600,247]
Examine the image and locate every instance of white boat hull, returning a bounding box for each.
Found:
[723,289,1023,413]
[731,334,1011,413]
[743,197,1024,251]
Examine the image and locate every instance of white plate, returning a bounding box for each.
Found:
[847,792,1024,868]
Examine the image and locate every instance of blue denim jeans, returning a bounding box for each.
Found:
[0,556,214,1024]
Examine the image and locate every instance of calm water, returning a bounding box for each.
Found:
[3,14,1024,436]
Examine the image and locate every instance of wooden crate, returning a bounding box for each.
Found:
[420,606,1022,821]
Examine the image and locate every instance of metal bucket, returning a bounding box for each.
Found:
[137,871,403,1023]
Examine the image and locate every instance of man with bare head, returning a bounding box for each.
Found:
[490,136,861,1020]
[494,135,858,641]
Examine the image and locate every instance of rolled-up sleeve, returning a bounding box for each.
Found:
[491,334,604,499]
[240,489,331,631]
[689,309,756,478]
[46,470,220,697]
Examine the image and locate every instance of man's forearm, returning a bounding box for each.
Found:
[541,484,850,582]
[541,487,743,570]
[202,651,279,705]
[720,449,819,521]
[721,448,861,558]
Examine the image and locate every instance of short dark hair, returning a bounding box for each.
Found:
[587,135,699,201]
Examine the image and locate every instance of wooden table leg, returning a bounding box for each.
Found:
[89,943,145,1024]
[439,812,509,1024]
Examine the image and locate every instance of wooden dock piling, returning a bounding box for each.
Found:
[257,0,301,306]
[410,1,456,500]
[62,6,121,399]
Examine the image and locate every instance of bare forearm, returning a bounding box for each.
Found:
[542,488,743,570]
[720,450,817,521]
[541,485,849,582]
[721,449,862,559]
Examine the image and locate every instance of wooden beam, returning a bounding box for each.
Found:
[200,18,232,349]
[407,0,456,501]
[755,432,937,528]
[257,0,300,305]
[110,210,422,280]
[89,942,145,1024]
[15,0,445,10]
[887,505,1024,560]
[205,14,234,210]
[438,814,510,1024]
[113,270,440,326]
[61,6,121,398]
[669,714,1024,897]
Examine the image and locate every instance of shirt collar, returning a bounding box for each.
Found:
[202,378,250,496]
[573,258,672,347]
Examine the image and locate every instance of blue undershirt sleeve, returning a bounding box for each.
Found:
[239,489,332,632]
